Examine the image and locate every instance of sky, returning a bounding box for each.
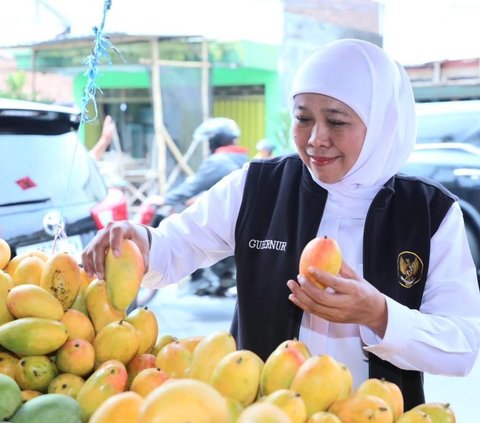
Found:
[1,0,480,65]
[382,0,480,64]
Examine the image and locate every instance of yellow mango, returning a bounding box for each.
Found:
[4,250,48,276]
[12,256,45,286]
[275,338,312,359]
[226,397,244,422]
[139,378,231,423]
[155,340,192,379]
[0,238,11,270]
[104,239,145,311]
[290,354,342,416]
[337,361,354,400]
[237,402,291,423]
[396,409,434,423]
[14,355,59,393]
[152,333,177,356]
[84,278,125,333]
[125,306,158,354]
[130,367,169,398]
[126,353,156,387]
[61,308,95,343]
[211,349,264,407]
[328,394,394,423]
[40,251,81,310]
[76,359,128,423]
[260,343,307,396]
[177,335,204,353]
[89,391,143,423]
[355,378,404,420]
[0,351,20,379]
[21,389,43,402]
[70,289,89,316]
[264,388,308,423]
[6,284,64,320]
[93,320,139,366]
[56,339,95,377]
[189,330,237,383]
[48,373,85,399]
[0,317,68,356]
[307,411,343,423]
[0,271,14,325]
[410,402,456,423]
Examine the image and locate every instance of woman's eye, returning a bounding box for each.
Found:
[328,119,346,127]
[295,116,310,123]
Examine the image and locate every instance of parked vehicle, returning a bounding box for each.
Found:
[416,99,480,145]
[0,98,128,262]
[402,142,480,275]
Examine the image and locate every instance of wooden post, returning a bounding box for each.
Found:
[150,37,167,195]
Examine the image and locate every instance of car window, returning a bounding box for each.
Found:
[416,101,480,144]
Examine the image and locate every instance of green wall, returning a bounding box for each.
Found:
[212,67,281,147]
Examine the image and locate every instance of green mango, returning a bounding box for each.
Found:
[11,393,82,423]
[0,373,22,420]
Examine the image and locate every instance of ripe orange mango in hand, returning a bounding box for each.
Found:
[299,236,342,288]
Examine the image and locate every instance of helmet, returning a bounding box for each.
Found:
[193,117,241,153]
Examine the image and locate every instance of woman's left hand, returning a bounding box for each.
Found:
[287,262,388,337]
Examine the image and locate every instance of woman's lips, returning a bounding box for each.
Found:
[310,155,337,166]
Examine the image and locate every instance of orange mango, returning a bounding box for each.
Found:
[84,278,125,334]
[290,354,343,416]
[0,350,20,379]
[56,339,95,377]
[130,367,169,398]
[299,236,342,287]
[76,359,128,422]
[0,317,68,356]
[126,353,156,387]
[89,391,143,423]
[329,394,394,423]
[0,271,14,325]
[48,373,85,399]
[155,340,192,379]
[4,250,48,276]
[260,344,307,396]
[12,256,45,286]
[125,306,158,354]
[14,355,59,393]
[93,320,139,366]
[61,308,95,343]
[0,238,11,270]
[40,252,81,310]
[6,284,64,320]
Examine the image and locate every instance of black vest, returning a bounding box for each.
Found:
[232,154,455,410]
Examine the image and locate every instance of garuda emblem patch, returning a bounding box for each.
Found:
[397,251,424,288]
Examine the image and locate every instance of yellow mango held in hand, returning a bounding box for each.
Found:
[299,236,342,288]
[104,239,144,311]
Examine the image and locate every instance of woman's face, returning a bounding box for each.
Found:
[292,93,367,184]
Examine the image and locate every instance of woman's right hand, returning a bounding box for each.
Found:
[82,220,150,280]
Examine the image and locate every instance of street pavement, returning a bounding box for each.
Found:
[146,283,480,421]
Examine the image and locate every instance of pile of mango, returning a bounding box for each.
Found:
[0,238,456,422]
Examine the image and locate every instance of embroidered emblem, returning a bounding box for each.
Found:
[398,251,423,288]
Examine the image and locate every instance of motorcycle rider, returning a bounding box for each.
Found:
[144,117,249,296]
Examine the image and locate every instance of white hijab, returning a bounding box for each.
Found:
[290,39,417,214]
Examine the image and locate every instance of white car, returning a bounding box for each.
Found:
[0,98,128,262]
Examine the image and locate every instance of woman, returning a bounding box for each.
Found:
[82,39,480,410]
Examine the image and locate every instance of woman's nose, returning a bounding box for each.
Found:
[309,123,331,147]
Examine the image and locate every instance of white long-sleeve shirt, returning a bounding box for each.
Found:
[144,164,480,387]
